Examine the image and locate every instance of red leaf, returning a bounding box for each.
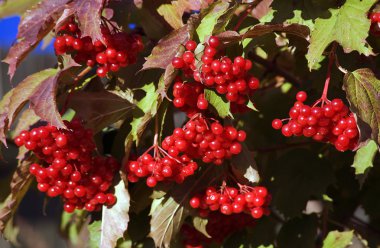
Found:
[2,0,69,79]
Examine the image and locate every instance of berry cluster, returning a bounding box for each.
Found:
[370,12,380,35]
[14,119,119,212]
[173,78,208,117]
[171,36,260,113]
[162,115,246,165]
[189,184,270,219]
[54,19,144,77]
[181,213,255,247]
[272,91,359,151]
[125,147,198,187]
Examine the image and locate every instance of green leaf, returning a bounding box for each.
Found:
[193,217,211,238]
[322,231,354,248]
[352,140,378,175]
[196,1,230,42]
[306,0,375,70]
[277,214,318,248]
[100,180,130,248]
[157,4,183,29]
[272,149,334,217]
[129,82,159,144]
[343,69,380,146]
[212,3,238,35]
[88,221,101,248]
[231,143,260,184]
[0,0,39,18]
[204,89,233,118]
[247,99,259,112]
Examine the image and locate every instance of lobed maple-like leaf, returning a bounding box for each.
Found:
[0,65,81,146]
[2,0,69,79]
[306,0,375,70]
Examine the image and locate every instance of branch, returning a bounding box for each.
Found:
[248,52,302,87]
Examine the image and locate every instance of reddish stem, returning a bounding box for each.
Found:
[319,43,337,105]
[233,8,251,31]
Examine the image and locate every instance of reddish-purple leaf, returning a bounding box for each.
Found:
[243,23,310,40]
[142,15,200,70]
[69,0,106,43]
[2,0,69,79]
[0,66,80,146]
[216,23,310,45]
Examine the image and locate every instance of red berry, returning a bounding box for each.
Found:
[272,119,283,130]
[172,57,185,69]
[185,40,197,51]
[296,91,307,102]
[208,36,220,48]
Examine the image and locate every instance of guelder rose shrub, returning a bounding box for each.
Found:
[0,1,379,248]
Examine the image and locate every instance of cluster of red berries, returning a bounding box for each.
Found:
[189,184,270,219]
[173,78,208,117]
[181,213,255,247]
[272,91,359,151]
[54,19,143,77]
[14,119,119,212]
[370,12,380,35]
[125,147,198,187]
[171,36,260,113]
[162,115,246,165]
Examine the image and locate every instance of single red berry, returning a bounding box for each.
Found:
[251,207,264,219]
[296,91,307,102]
[208,36,220,48]
[185,40,197,51]
[172,57,185,69]
[272,119,283,130]
[190,197,201,208]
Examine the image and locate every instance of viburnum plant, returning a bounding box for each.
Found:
[0,0,380,247]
